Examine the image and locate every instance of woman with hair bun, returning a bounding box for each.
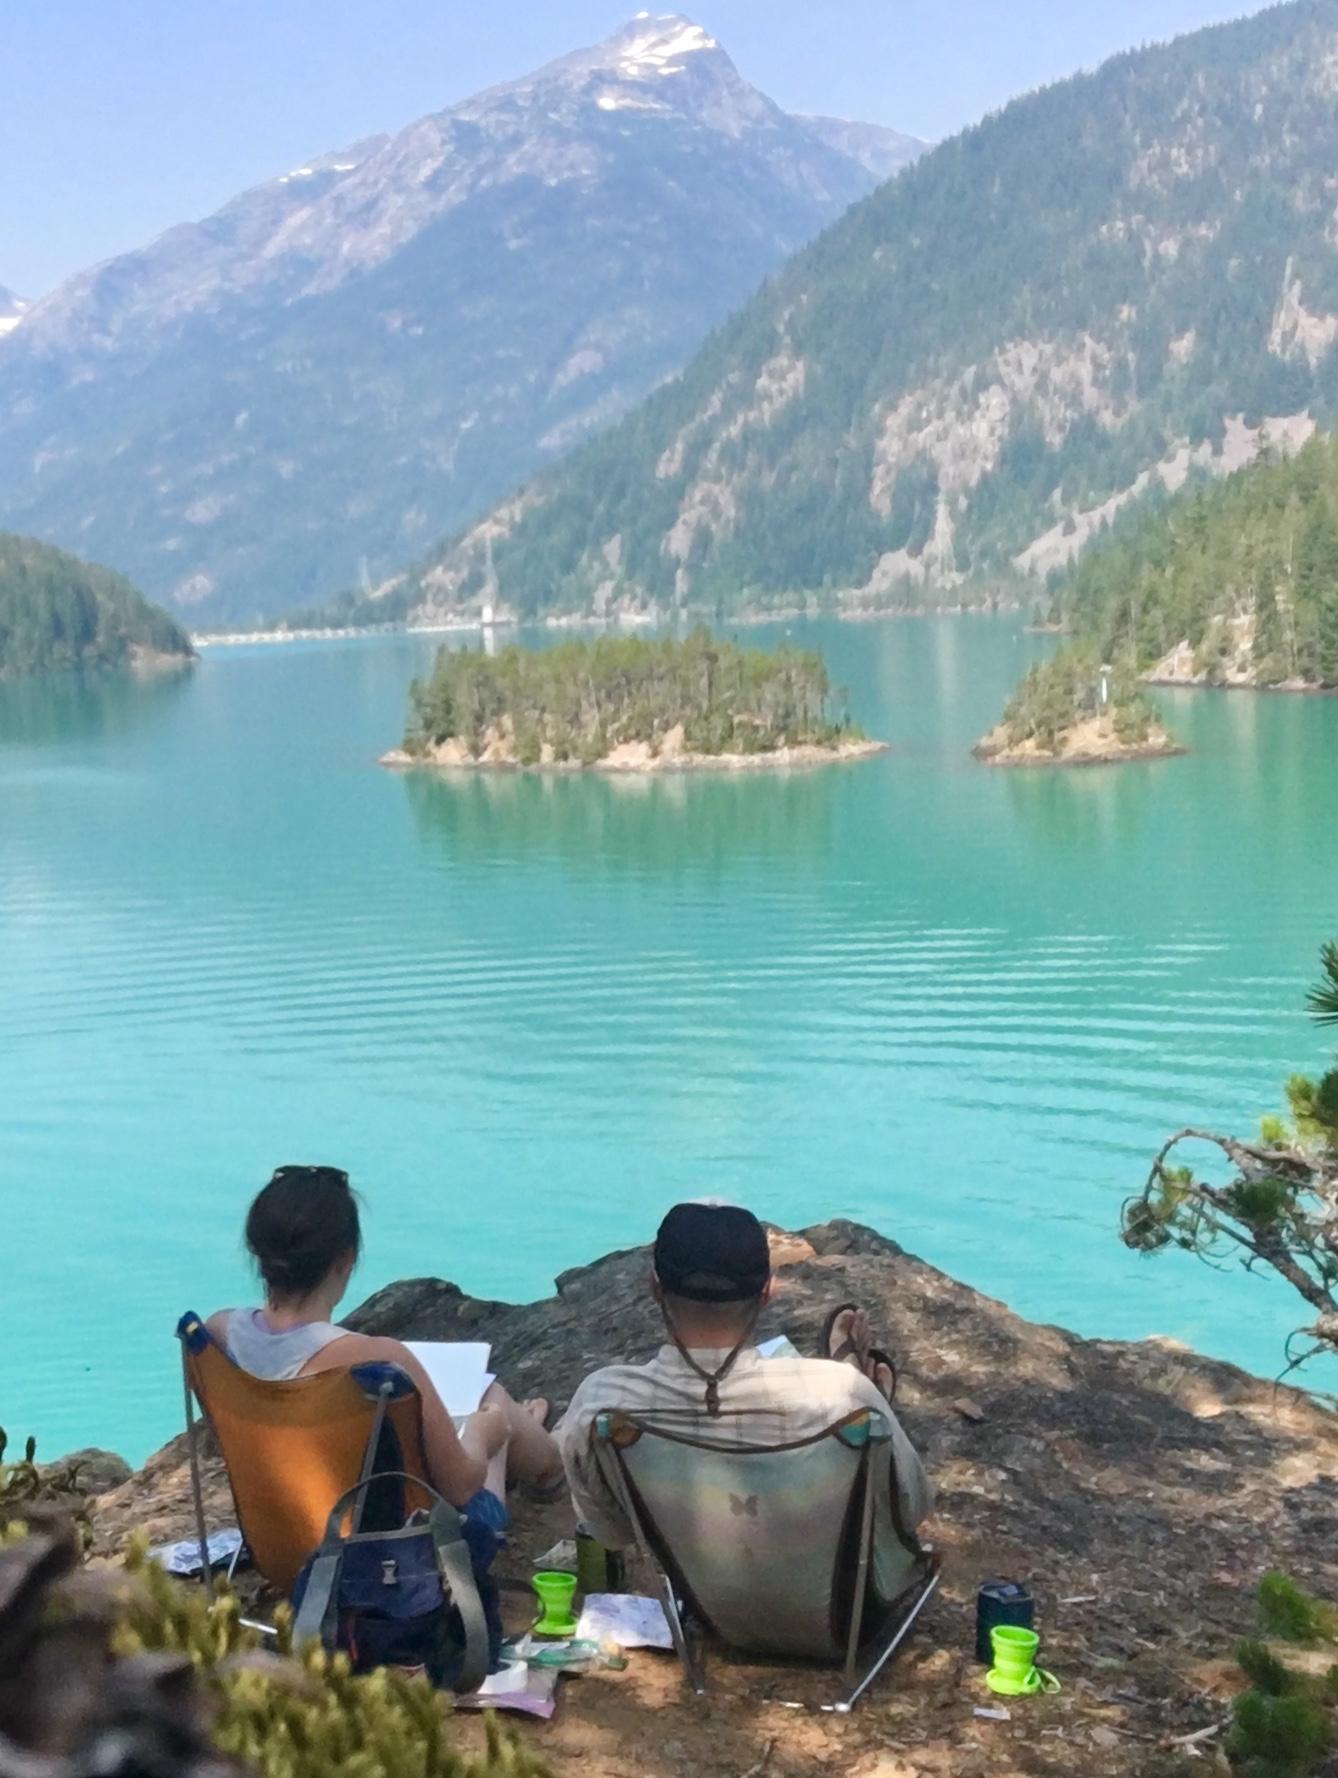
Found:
[206,1165,563,1517]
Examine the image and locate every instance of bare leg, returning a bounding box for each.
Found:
[458,1414,512,1504]
[481,1382,563,1490]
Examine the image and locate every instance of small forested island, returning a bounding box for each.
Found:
[383,629,884,772]
[0,532,195,679]
[974,644,1183,768]
[983,427,1338,761]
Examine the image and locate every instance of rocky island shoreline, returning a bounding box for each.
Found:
[382,726,888,774]
[80,1220,1338,1778]
[973,711,1185,769]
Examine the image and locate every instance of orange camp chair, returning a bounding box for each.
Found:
[175,1311,489,1688]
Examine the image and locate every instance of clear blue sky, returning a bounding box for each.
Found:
[5,0,1256,298]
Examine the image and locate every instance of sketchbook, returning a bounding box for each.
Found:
[402,1340,495,1417]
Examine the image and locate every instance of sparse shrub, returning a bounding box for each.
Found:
[0,1525,548,1778]
[1230,1686,1331,1778]
[0,1427,92,1542]
[1259,1573,1337,1645]
[1228,1581,1337,1777]
[117,1537,550,1778]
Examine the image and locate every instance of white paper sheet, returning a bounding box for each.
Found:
[456,1660,558,1718]
[402,1341,493,1416]
[575,1592,674,1650]
[149,1528,244,1575]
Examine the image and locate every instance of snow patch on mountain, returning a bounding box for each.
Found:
[0,285,28,337]
[617,16,718,73]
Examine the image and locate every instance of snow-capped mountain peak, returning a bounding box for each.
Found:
[0,18,923,619]
[613,14,719,75]
[0,286,28,338]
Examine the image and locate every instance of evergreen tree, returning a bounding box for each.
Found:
[0,533,193,679]
[1252,580,1287,684]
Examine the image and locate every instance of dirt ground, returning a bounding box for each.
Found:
[92,1221,1338,1777]
[459,1490,1248,1778]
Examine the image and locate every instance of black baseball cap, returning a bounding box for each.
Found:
[653,1203,771,1303]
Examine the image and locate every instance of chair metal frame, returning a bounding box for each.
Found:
[592,1407,941,1711]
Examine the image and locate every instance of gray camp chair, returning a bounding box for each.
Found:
[591,1404,940,1710]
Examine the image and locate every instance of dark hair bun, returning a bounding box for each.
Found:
[245,1165,362,1299]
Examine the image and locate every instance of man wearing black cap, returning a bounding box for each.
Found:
[558,1202,931,1551]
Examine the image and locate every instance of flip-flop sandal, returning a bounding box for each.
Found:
[818,1301,864,1365]
[867,1347,899,1402]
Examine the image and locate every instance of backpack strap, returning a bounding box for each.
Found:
[291,1471,490,1694]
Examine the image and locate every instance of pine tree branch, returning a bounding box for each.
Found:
[1139,1128,1338,1333]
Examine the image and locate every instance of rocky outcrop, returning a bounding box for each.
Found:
[380,732,888,774]
[92,1223,1338,1775]
[49,1448,132,1495]
[1147,624,1332,694]
[972,713,1185,768]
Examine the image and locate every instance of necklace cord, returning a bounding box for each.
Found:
[660,1299,763,1417]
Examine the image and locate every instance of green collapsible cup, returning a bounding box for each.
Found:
[531,1570,579,1637]
[986,1623,1057,1696]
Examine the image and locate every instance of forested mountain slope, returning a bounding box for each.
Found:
[379,0,1338,627]
[0,15,919,626]
[1046,428,1338,688]
[0,534,194,679]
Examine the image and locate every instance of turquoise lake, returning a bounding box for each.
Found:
[3,616,1337,1463]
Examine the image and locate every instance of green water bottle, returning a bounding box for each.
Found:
[575,1525,625,1594]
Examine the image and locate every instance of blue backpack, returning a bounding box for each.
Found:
[291,1469,500,1689]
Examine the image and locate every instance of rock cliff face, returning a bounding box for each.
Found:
[0,15,920,625]
[94,1222,1338,1776]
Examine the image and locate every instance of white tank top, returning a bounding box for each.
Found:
[224,1308,348,1381]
